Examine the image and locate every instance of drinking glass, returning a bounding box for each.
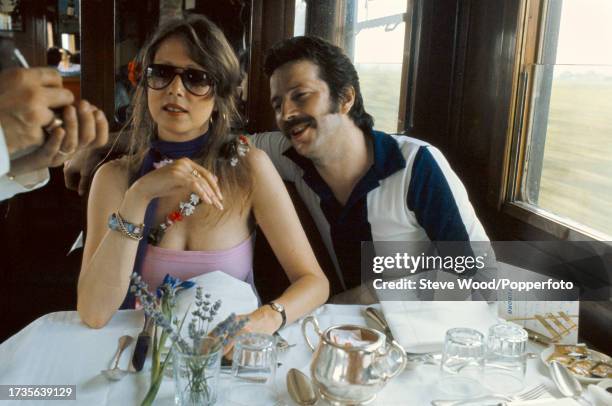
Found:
[226,333,280,406]
[437,328,486,399]
[484,322,528,394]
[173,337,222,406]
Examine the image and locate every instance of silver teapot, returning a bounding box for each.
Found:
[301,315,407,404]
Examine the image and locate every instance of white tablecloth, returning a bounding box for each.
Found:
[0,305,569,405]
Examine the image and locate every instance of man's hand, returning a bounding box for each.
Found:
[60,100,109,155]
[9,125,71,175]
[0,67,74,155]
[60,100,109,195]
[8,99,109,182]
[63,146,108,196]
[64,129,125,196]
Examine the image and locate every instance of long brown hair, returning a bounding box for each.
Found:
[123,15,252,217]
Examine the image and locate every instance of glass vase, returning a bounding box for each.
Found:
[173,337,222,406]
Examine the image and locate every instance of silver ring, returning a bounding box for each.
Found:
[44,117,63,134]
[57,149,71,156]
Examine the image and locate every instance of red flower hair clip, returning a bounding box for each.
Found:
[128,60,142,87]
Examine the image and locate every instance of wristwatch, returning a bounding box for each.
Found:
[268,301,286,331]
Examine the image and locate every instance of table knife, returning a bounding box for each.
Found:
[131,315,153,372]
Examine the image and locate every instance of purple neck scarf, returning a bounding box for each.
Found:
[121,132,209,309]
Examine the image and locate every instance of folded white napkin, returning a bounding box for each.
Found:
[508,398,580,405]
[173,271,258,332]
[379,301,498,352]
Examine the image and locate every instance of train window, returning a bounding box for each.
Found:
[299,0,411,133]
[510,0,612,240]
[352,0,409,133]
[294,0,307,37]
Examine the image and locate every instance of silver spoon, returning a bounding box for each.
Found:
[549,360,590,405]
[287,368,317,406]
[102,335,134,381]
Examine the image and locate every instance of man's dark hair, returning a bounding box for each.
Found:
[264,36,374,134]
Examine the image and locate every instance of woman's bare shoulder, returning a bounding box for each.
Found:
[246,146,287,199]
[245,145,275,174]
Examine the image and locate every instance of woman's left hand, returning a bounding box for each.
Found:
[221,306,282,358]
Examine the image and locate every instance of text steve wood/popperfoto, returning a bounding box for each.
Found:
[372,278,575,292]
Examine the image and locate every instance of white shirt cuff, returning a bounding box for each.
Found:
[0,169,50,201]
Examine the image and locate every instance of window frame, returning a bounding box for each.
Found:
[502,0,611,242]
[302,0,414,134]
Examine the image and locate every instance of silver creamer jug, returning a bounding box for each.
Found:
[301,315,407,404]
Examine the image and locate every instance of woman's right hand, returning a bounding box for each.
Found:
[130,158,223,210]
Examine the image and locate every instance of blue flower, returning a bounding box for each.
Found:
[156,274,196,298]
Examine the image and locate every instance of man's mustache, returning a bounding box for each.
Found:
[280,116,315,137]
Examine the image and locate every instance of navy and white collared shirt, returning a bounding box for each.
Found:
[251,130,489,290]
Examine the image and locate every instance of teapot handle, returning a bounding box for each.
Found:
[382,340,408,381]
[301,315,322,352]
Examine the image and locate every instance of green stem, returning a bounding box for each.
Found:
[141,342,174,406]
[140,372,163,406]
[142,325,173,406]
[152,329,169,383]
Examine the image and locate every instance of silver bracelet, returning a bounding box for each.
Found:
[108,212,144,241]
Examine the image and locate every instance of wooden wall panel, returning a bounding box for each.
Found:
[81,0,116,128]
[406,0,525,240]
[246,0,294,132]
[406,0,459,152]
[12,0,47,67]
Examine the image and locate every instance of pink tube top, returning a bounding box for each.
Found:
[140,234,255,292]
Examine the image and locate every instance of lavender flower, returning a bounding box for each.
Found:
[129,273,249,356]
[129,273,251,406]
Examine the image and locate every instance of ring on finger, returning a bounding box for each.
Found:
[43,117,64,134]
[191,169,201,178]
[57,148,75,156]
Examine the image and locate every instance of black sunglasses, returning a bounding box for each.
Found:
[145,64,214,96]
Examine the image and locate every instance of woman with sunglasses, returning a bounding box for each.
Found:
[77,15,329,338]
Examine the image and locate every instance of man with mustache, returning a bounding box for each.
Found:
[250,36,489,299]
